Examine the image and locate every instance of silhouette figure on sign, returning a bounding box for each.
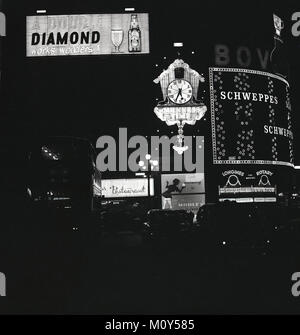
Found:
[162,178,185,209]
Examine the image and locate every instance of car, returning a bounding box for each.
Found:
[144,209,194,242]
[97,202,152,246]
[195,202,280,256]
[99,209,146,233]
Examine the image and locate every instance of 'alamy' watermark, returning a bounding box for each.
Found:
[0,12,6,37]
[0,272,6,296]
[96,128,204,173]
[291,272,300,297]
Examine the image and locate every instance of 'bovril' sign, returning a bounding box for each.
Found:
[214,44,270,70]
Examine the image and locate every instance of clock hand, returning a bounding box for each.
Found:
[175,91,181,101]
[174,89,184,102]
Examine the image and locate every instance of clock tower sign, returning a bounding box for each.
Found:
[153,59,207,154]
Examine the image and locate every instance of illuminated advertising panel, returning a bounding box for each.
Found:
[101,178,154,198]
[161,173,205,211]
[26,13,149,57]
[218,168,277,202]
[209,67,293,167]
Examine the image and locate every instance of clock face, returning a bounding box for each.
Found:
[167,79,193,104]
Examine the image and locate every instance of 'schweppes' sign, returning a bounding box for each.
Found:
[26,13,149,57]
[209,67,293,167]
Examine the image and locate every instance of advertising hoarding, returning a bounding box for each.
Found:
[26,13,149,57]
[101,178,154,198]
[161,173,205,211]
[217,167,277,202]
[209,67,293,167]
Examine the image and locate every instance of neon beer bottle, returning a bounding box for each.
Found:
[128,14,141,52]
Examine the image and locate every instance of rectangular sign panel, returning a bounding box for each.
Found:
[168,194,206,211]
[217,167,277,201]
[101,178,154,198]
[209,67,293,167]
[26,13,149,57]
[161,173,205,211]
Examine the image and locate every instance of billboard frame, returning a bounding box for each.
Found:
[209,67,293,168]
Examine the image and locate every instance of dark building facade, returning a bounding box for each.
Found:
[0,1,298,208]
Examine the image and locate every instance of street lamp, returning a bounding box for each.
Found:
[138,155,159,206]
[145,154,151,202]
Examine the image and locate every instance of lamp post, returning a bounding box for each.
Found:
[145,154,151,204]
[138,154,159,207]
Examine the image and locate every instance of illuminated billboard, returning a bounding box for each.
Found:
[161,173,205,211]
[26,13,149,57]
[101,178,154,198]
[209,67,293,167]
[217,167,277,202]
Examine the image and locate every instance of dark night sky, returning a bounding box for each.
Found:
[1,0,300,164]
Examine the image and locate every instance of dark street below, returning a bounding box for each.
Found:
[1,216,299,315]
